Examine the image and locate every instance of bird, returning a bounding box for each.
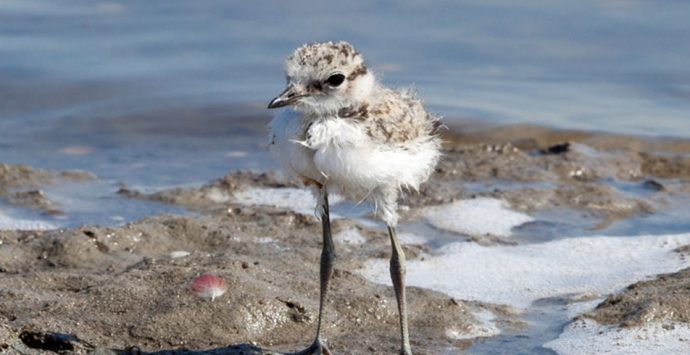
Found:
[267,41,441,355]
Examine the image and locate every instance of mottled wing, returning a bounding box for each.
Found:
[339,88,441,144]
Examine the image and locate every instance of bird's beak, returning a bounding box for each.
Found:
[267,85,303,109]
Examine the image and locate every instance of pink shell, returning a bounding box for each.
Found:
[189,274,227,301]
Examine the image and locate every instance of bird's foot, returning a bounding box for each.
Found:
[287,339,331,355]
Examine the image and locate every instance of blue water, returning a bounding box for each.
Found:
[1,0,689,189]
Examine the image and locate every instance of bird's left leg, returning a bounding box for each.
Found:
[388,225,412,355]
[292,184,334,355]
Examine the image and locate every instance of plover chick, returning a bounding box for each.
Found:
[268,41,441,355]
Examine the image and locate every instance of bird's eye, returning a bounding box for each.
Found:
[325,74,345,87]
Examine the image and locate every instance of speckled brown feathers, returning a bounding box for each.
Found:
[337,88,441,144]
[347,65,368,81]
[287,42,363,78]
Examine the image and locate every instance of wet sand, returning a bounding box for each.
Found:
[585,264,690,327]
[0,213,489,354]
[2,124,690,354]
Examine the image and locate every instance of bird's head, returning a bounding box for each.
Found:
[268,41,375,115]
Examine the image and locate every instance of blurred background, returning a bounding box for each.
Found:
[1,0,689,187]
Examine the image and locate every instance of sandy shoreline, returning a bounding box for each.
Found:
[2,124,690,354]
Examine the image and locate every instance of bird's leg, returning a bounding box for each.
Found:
[314,188,335,351]
[388,225,412,355]
[292,187,334,355]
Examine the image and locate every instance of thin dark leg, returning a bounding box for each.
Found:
[315,191,335,346]
[291,189,334,355]
[388,225,412,355]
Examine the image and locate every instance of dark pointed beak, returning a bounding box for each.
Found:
[267,85,302,109]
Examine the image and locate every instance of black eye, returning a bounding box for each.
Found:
[325,73,345,87]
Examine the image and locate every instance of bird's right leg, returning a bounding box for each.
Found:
[388,225,412,355]
[292,185,335,355]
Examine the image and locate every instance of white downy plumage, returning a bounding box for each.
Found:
[268,42,440,225]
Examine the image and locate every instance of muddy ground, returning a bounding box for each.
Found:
[1,124,690,354]
[585,257,690,328]
[0,164,94,216]
[0,212,497,354]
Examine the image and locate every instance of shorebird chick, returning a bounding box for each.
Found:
[268,41,441,355]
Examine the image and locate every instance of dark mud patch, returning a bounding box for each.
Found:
[0,163,94,213]
[583,267,690,327]
[6,190,64,216]
[0,163,94,193]
[434,141,643,184]
[640,153,690,180]
[441,123,690,183]
[442,123,690,156]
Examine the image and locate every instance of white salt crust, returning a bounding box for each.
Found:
[421,198,534,237]
[544,319,690,355]
[360,233,690,309]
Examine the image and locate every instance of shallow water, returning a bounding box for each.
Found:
[2,1,690,188]
[469,301,563,355]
